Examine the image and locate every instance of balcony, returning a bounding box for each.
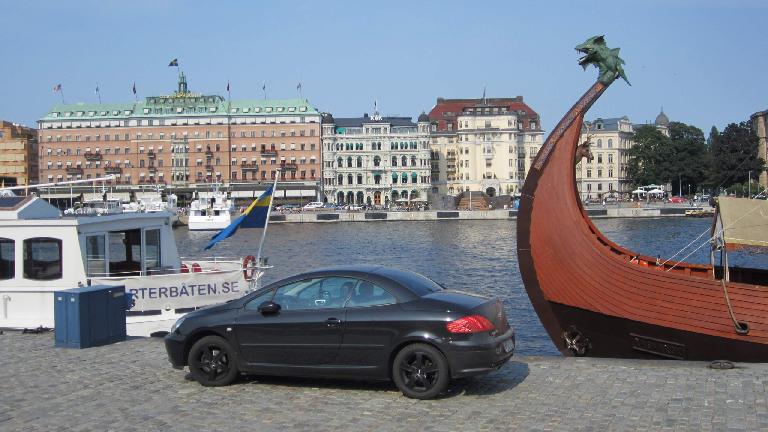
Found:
[205,149,214,157]
[83,152,102,161]
[240,162,258,171]
[147,150,156,159]
[261,149,278,157]
[66,167,83,175]
[105,166,122,174]
[279,162,298,171]
[148,166,158,173]
[205,164,213,172]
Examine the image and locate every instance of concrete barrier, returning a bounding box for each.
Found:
[263,206,702,224]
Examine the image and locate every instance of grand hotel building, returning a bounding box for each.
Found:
[37,73,322,189]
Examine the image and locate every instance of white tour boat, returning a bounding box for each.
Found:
[0,195,264,336]
[187,187,233,230]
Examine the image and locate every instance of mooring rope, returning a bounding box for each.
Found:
[720,278,750,335]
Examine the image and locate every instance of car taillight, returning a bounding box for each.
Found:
[446,315,495,333]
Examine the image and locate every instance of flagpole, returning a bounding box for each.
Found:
[255,169,281,266]
[60,87,65,105]
[96,84,102,104]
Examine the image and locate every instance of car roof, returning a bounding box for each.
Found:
[258,265,441,301]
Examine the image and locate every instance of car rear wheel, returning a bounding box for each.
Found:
[188,335,238,387]
[392,343,449,399]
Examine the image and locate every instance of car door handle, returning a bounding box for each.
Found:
[325,317,342,327]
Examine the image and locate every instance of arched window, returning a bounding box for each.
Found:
[402,173,408,184]
[356,192,364,204]
[337,174,343,185]
[392,190,400,200]
[347,156,352,167]
[410,156,416,166]
[337,191,344,204]
[401,156,407,166]
[337,157,342,167]
[392,156,397,166]
[373,156,381,167]
[346,191,354,203]
[356,156,362,168]
[597,139,602,148]
[347,174,353,185]
[374,174,381,184]
[357,174,363,184]
[607,138,613,148]
[411,172,418,183]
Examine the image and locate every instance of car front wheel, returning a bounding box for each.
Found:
[392,343,449,399]
[187,335,238,387]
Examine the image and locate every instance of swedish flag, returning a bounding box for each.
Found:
[168,58,178,67]
[204,186,273,250]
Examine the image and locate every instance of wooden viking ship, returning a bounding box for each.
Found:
[517,36,768,361]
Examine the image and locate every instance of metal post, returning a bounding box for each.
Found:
[255,169,281,265]
[748,171,751,198]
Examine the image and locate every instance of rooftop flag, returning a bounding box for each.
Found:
[168,58,178,67]
[53,84,62,93]
[132,82,136,95]
[204,186,274,250]
[226,81,230,92]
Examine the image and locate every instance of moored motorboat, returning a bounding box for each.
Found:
[0,195,265,336]
[517,35,768,361]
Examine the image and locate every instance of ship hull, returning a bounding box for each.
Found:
[517,81,768,361]
[547,302,768,361]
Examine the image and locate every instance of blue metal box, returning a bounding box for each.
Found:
[54,285,127,348]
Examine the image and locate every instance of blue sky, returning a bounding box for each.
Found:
[2,0,766,134]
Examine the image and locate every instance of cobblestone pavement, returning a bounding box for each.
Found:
[2,332,768,432]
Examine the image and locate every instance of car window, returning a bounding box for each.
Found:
[273,277,353,310]
[244,289,274,311]
[346,280,396,308]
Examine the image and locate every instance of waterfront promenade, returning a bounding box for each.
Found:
[2,332,766,431]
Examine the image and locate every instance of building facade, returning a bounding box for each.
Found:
[38,73,322,188]
[575,110,670,200]
[751,109,768,189]
[427,97,544,197]
[0,120,38,186]
[321,112,431,206]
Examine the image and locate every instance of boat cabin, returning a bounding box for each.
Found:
[0,196,179,329]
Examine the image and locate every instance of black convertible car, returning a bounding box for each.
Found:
[165,265,515,399]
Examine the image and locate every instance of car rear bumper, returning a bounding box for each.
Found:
[164,333,187,369]
[444,328,515,378]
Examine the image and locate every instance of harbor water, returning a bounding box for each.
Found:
[175,217,766,356]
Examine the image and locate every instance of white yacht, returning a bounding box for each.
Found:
[187,187,233,230]
[0,195,263,336]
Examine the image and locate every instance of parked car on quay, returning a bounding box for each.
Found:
[345,204,363,211]
[302,201,324,210]
[165,265,515,399]
[668,196,686,204]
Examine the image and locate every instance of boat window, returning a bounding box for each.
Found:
[23,238,62,280]
[144,229,161,273]
[85,235,106,277]
[109,230,141,277]
[0,238,14,280]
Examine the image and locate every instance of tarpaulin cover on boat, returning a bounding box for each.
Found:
[715,197,768,251]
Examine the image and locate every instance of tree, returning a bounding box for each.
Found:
[627,122,707,195]
[627,125,668,186]
[708,120,765,190]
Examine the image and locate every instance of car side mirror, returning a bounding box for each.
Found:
[258,301,281,315]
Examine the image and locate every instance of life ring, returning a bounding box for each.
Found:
[180,263,189,274]
[243,255,257,281]
[191,263,202,273]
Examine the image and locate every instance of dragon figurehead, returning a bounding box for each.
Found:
[575,35,630,86]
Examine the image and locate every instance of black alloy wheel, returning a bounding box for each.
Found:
[188,335,239,387]
[392,343,449,399]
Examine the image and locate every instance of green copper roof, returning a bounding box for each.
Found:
[40,97,318,121]
[41,73,320,122]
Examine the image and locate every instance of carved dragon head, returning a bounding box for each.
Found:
[575,35,630,86]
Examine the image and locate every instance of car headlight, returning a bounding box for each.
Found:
[170,316,186,333]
